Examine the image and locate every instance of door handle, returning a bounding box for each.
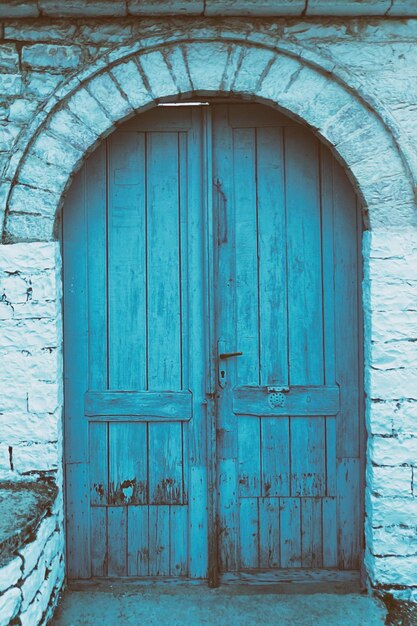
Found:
[219,351,243,360]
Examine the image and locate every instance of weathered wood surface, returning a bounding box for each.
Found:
[64,103,362,580]
[232,385,340,416]
[85,391,193,419]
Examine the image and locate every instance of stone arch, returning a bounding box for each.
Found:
[2,37,415,242]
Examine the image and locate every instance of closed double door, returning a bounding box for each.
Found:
[63,103,362,582]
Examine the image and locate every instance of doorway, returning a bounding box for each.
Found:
[63,102,363,583]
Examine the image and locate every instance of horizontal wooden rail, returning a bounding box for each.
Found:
[232,385,340,417]
[85,390,192,421]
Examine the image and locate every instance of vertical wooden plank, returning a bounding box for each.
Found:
[149,505,170,576]
[323,497,337,567]
[259,498,280,568]
[63,165,88,465]
[301,498,323,568]
[291,417,326,497]
[261,418,290,497]
[170,506,188,576]
[147,131,181,391]
[128,506,149,576]
[148,422,183,504]
[109,422,148,505]
[280,497,301,568]
[333,158,360,459]
[212,104,239,572]
[90,422,108,505]
[239,498,259,569]
[233,127,259,387]
[107,507,127,576]
[337,458,360,569]
[233,126,261,571]
[189,465,208,578]
[91,507,107,577]
[256,126,287,386]
[326,416,337,497]
[188,108,209,580]
[285,127,323,387]
[108,131,147,391]
[66,463,90,578]
[86,140,108,390]
[285,128,325,558]
[238,417,261,497]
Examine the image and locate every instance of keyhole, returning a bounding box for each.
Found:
[220,370,225,379]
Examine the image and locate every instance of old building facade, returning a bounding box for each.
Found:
[1,1,417,622]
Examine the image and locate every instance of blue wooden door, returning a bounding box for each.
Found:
[63,103,362,581]
[213,104,362,579]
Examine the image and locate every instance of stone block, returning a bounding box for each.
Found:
[0,242,57,274]
[8,99,38,125]
[370,340,417,371]
[367,465,412,497]
[4,22,77,41]
[47,107,98,152]
[17,153,69,192]
[0,556,22,593]
[372,554,417,586]
[0,587,21,626]
[0,1,39,17]
[369,434,417,466]
[39,0,127,16]
[307,0,391,15]
[0,349,59,385]
[79,23,134,43]
[19,514,57,576]
[0,411,59,444]
[0,272,30,303]
[389,0,417,15]
[10,442,59,474]
[368,368,417,401]
[233,47,275,94]
[164,48,193,95]
[0,74,22,97]
[367,310,417,344]
[87,73,132,122]
[19,591,43,626]
[183,42,230,94]
[0,318,58,351]
[128,0,203,14]
[67,87,112,137]
[205,0,305,15]
[23,71,63,98]
[0,385,27,413]
[21,560,46,611]
[392,400,417,435]
[28,381,61,414]
[4,212,56,243]
[368,493,417,527]
[22,44,83,70]
[31,131,83,173]
[0,122,20,152]
[369,525,417,557]
[110,60,153,110]
[139,50,179,99]
[8,184,60,219]
[42,530,63,568]
[0,44,19,72]
[367,400,394,435]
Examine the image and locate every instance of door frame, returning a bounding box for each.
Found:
[61,99,365,587]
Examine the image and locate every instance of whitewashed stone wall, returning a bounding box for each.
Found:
[0,496,64,626]
[0,10,417,604]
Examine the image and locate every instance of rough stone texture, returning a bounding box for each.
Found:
[0,7,416,613]
[0,484,63,626]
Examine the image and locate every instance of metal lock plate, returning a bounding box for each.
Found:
[268,391,286,408]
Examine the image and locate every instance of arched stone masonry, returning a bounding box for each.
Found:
[1,33,417,602]
[2,39,415,242]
